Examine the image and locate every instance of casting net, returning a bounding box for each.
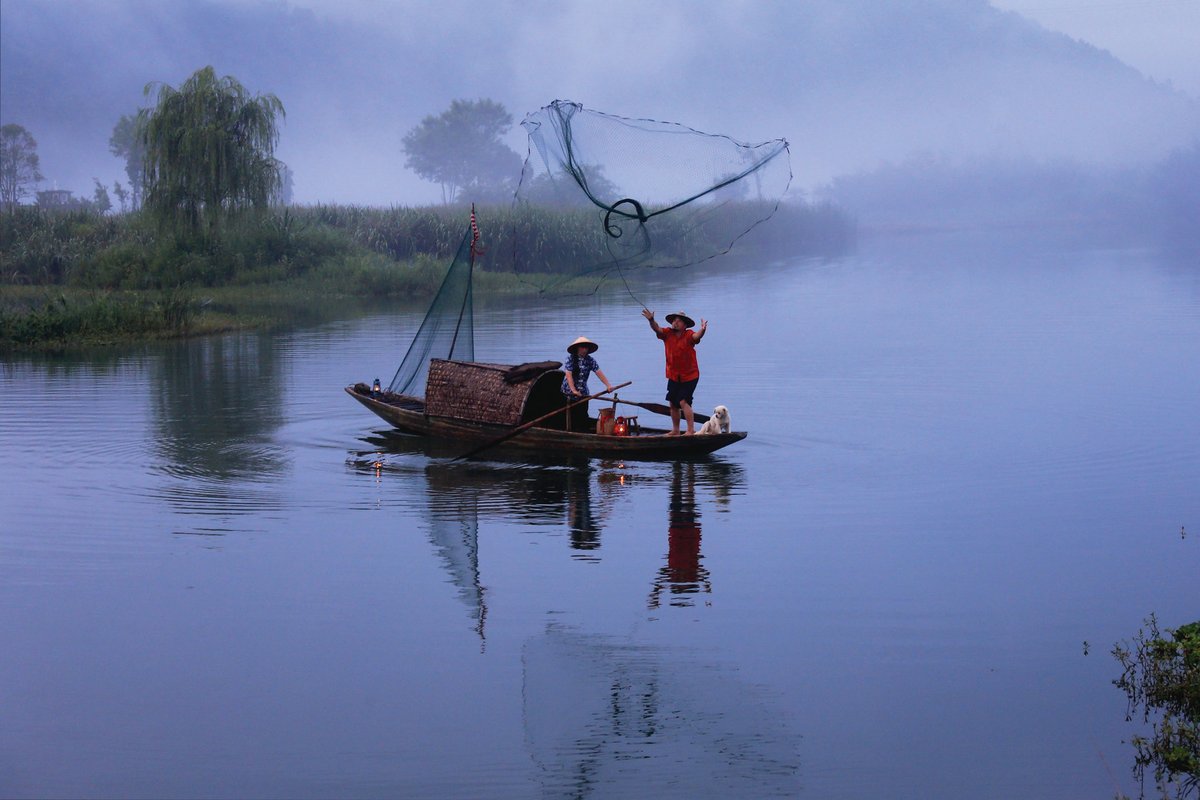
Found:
[505,100,792,288]
[386,102,790,398]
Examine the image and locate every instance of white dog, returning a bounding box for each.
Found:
[697,405,731,435]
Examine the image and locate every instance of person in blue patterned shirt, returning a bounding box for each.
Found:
[562,336,614,431]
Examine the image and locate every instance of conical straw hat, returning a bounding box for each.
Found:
[567,336,599,354]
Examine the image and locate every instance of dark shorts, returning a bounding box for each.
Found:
[665,378,699,409]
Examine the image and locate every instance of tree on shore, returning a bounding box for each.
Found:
[92,179,112,214]
[521,164,620,209]
[109,113,147,210]
[112,182,130,213]
[140,66,285,235]
[272,163,294,207]
[402,99,522,204]
[0,123,45,211]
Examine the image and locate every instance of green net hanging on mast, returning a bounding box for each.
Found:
[507,100,792,289]
[386,211,480,397]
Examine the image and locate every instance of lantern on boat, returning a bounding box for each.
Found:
[372,377,382,397]
[613,416,628,437]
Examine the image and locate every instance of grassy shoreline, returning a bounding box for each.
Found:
[0,270,626,351]
[1,201,855,350]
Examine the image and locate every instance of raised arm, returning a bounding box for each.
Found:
[641,308,662,334]
[692,319,708,343]
[595,368,614,392]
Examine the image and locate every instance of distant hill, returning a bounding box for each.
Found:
[2,0,1196,205]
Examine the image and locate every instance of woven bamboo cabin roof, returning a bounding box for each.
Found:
[425,359,565,425]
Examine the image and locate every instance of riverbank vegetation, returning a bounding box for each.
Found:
[1,199,854,349]
[1113,615,1200,800]
[2,68,853,349]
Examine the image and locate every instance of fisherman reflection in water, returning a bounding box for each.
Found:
[566,464,600,555]
[648,462,711,608]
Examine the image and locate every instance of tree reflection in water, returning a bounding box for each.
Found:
[152,334,288,480]
[150,334,289,528]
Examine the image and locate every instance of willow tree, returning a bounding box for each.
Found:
[140,66,285,235]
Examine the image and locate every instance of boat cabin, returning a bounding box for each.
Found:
[426,359,572,430]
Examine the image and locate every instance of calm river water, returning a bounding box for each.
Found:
[2,232,1197,799]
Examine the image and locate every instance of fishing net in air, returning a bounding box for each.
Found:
[386,102,791,398]
[506,100,792,288]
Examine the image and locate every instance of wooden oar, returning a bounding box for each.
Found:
[610,397,710,424]
[454,381,633,461]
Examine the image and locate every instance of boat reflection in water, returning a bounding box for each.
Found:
[348,432,746,637]
[522,625,800,798]
[347,435,777,794]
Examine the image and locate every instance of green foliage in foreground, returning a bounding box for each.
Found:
[1114,615,1200,799]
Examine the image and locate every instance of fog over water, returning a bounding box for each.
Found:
[3,3,1200,797]
[2,0,1197,208]
[2,237,1198,799]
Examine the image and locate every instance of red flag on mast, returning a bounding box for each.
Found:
[470,204,483,259]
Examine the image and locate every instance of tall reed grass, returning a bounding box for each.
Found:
[1,200,854,346]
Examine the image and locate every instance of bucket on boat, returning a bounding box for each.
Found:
[596,407,615,435]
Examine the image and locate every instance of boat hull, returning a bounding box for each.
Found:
[345,387,746,459]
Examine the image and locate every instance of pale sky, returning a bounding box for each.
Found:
[990,0,1200,97]
[306,0,1200,98]
[5,0,1195,204]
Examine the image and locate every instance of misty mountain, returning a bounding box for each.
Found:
[2,0,1196,206]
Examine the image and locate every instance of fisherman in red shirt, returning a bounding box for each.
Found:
[641,308,708,435]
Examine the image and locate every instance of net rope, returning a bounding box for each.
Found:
[508,100,793,296]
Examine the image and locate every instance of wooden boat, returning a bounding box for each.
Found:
[346,359,746,459]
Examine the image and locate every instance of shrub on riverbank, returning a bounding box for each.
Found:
[0,287,218,347]
[1114,615,1200,799]
[1,207,359,290]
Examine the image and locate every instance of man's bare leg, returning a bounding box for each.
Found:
[681,400,695,434]
[670,405,681,435]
